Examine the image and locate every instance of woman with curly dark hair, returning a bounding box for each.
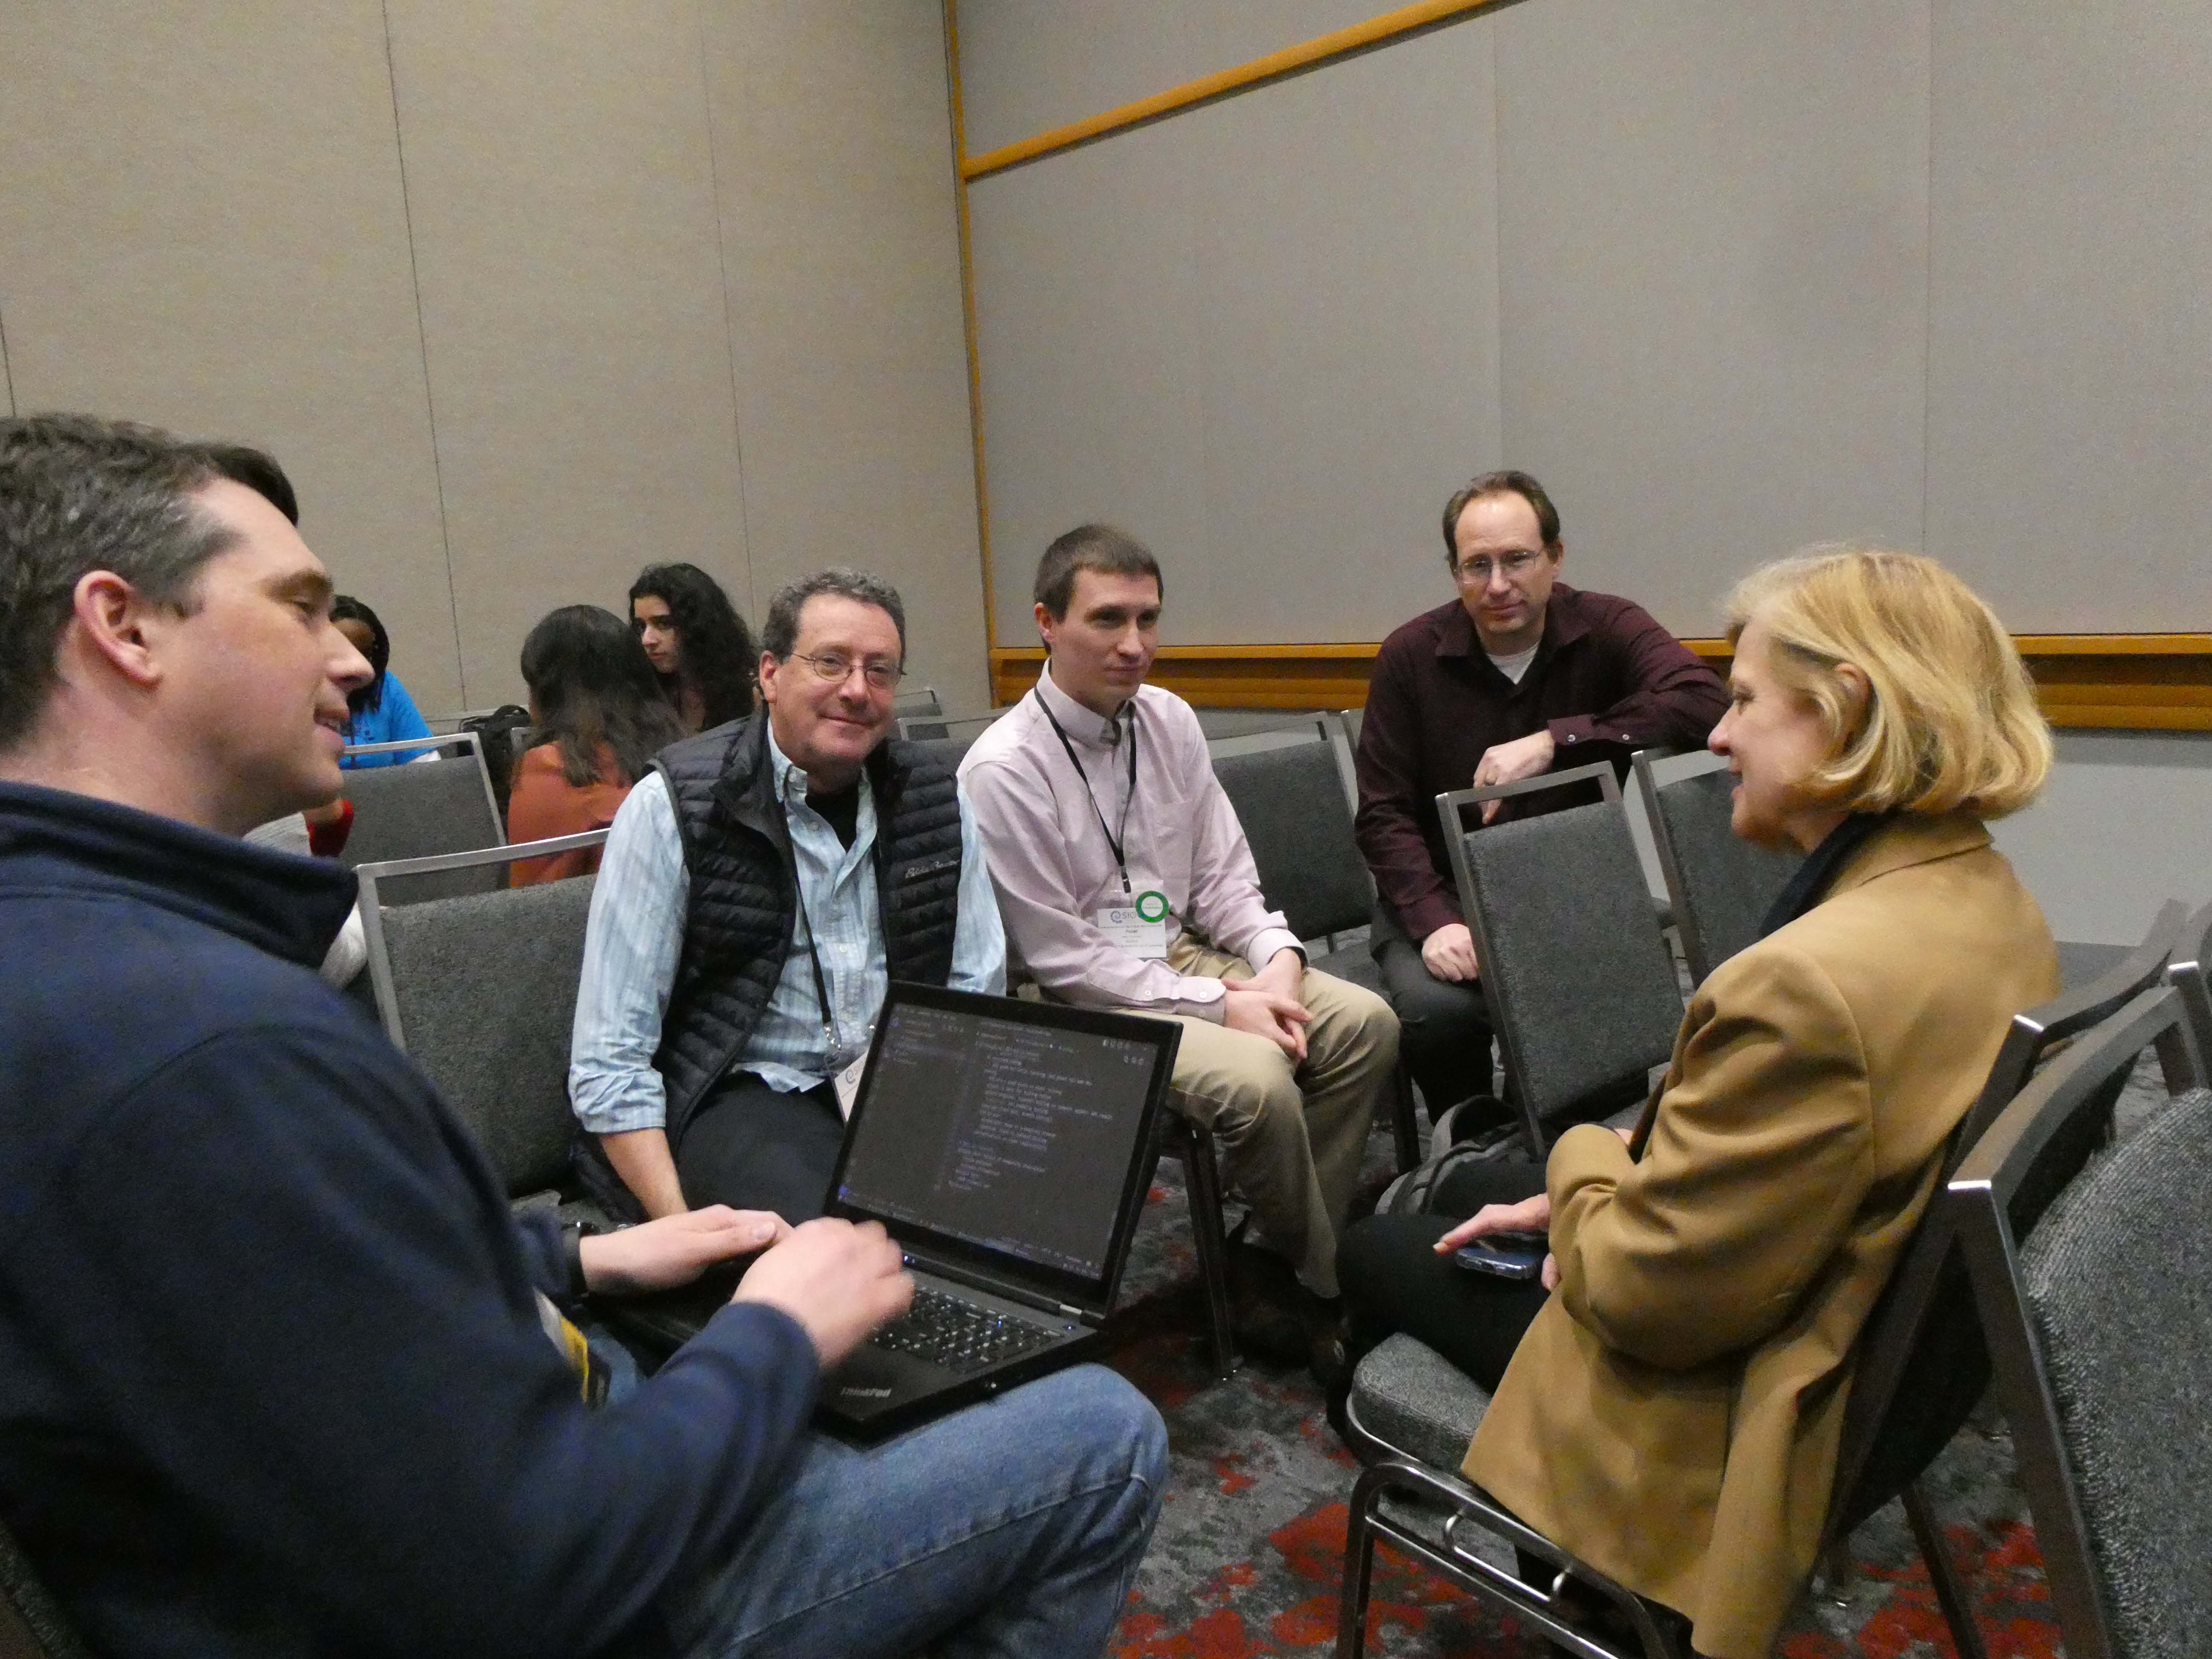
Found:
[626,562,757,734]
[506,605,686,885]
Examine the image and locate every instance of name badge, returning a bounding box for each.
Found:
[832,1052,867,1120]
[1095,889,1172,960]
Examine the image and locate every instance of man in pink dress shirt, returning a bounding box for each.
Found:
[960,525,1400,1371]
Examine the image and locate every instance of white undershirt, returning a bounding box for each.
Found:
[1486,643,1539,684]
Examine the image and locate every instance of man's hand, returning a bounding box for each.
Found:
[734,1217,914,1368]
[1420,922,1481,983]
[578,1207,790,1295]
[1472,730,1557,822]
[1246,948,1307,1005]
[1223,984,1311,1062]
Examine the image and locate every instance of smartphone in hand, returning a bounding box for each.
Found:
[1452,1229,1548,1281]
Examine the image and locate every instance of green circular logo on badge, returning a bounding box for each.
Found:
[1134,890,1170,924]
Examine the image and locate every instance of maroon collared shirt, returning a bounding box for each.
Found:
[1353,583,1729,940]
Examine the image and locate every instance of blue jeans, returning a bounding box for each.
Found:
[666,1364,1167,1659]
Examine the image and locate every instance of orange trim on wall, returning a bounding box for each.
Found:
[942,0,996,659]
[988,637,2212,731]
[960,0,1518,181]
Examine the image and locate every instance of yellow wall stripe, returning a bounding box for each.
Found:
[960,0,1516,182]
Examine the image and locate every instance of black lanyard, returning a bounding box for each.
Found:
[790,880,841,1056]
[1033,688,1139,897]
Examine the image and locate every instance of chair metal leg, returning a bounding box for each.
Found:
[1173,1118,1242,1379]
[1336,1480,1379,1659]
[1901,1478,1990,1659]
[1390,1063,1422,1175]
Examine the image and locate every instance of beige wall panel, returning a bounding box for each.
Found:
[384,1,748,709]
[0,1,457,709]
[704,1,987,709]
[956,0,1388,160]
[1182,24,1500,640]
[1925,0,2212,631]
[1493,0,1930,636]
[969,125,1206,647]
[971,24,1499,645]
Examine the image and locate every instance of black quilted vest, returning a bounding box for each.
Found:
[651,713,965,1147]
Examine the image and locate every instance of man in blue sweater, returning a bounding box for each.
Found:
[0,414,1166,1658]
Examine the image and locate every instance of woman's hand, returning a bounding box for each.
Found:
[1433,1193,1551,1254]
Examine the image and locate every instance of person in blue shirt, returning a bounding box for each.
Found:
[332,594,433,766]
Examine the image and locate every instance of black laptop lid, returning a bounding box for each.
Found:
[824,983,1180,1319]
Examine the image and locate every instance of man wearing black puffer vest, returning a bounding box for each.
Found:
[0,417,1164,1659]
[568,568,1009,1225]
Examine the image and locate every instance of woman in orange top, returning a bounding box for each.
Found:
[506,605,687,885]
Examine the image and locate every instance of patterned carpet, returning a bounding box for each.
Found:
[1089,1075,2166,1659]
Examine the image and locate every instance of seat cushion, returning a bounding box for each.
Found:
[1350,1333,1493,1469]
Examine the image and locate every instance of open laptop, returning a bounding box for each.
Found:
[813,981,1180,1440]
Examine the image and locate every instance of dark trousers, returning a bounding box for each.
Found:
[1369,902,1497,1119]
[1336,1157,1549,1391]
[675,1074,847,1223]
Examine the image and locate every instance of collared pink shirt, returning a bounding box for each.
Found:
[958,668,1303,1021]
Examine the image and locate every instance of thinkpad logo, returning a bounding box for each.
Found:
[841,1386,894,1399]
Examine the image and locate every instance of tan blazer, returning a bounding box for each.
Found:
[1463,814,2058,1658]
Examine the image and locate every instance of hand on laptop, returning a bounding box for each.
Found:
[735,1217,915,1368]
[578,1206,791,1295]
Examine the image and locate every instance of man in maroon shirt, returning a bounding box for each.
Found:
[1352,470,1726,1123]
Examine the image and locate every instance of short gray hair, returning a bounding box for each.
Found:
[0,414,271,750]
[760,568,906,661]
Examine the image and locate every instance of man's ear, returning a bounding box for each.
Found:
[1033,600,1057,653]
[70,571,166,690]
[756,649,780,705]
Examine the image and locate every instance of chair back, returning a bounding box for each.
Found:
[358,834,606,1199]
[1825,902,2201,1543]
[338,732,505,902]
[1950,993,2209,1659]
[896,710,1004,744]
[1211,733,1373,941]
[2166,896,2212,1071]
[892,685,942,719]
[1630,748,1801,984]
[1440,764,1683,1147]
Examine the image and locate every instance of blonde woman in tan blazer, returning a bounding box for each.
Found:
[1334,549,2059,1658]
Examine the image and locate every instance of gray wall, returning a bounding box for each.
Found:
[0,0,987,715]
[962,0,2212,643]
[959,0,2212,940]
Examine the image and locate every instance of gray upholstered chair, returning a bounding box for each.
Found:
[357,832,608,1215]
[1629,747,1802,985]
[1336,902,2206,1659]
[338,731,505,903]
[1212,728,1423,1170]
[2165,896,2212,1071]
[896,709,1005,745]
[1437,763,1684,1155]
[0,1514,91,1659]
[1953,990,2212,1659]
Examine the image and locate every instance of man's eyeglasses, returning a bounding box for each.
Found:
[787,650,905,691]
[1453,549,1546,585]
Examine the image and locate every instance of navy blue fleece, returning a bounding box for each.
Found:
[0,783,819,1658]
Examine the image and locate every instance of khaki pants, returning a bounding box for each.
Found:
[1141,937,1399,1298]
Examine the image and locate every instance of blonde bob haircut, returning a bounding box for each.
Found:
[1725,548,2051,819]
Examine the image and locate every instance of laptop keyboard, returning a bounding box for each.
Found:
[868,1285,1065,1377]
